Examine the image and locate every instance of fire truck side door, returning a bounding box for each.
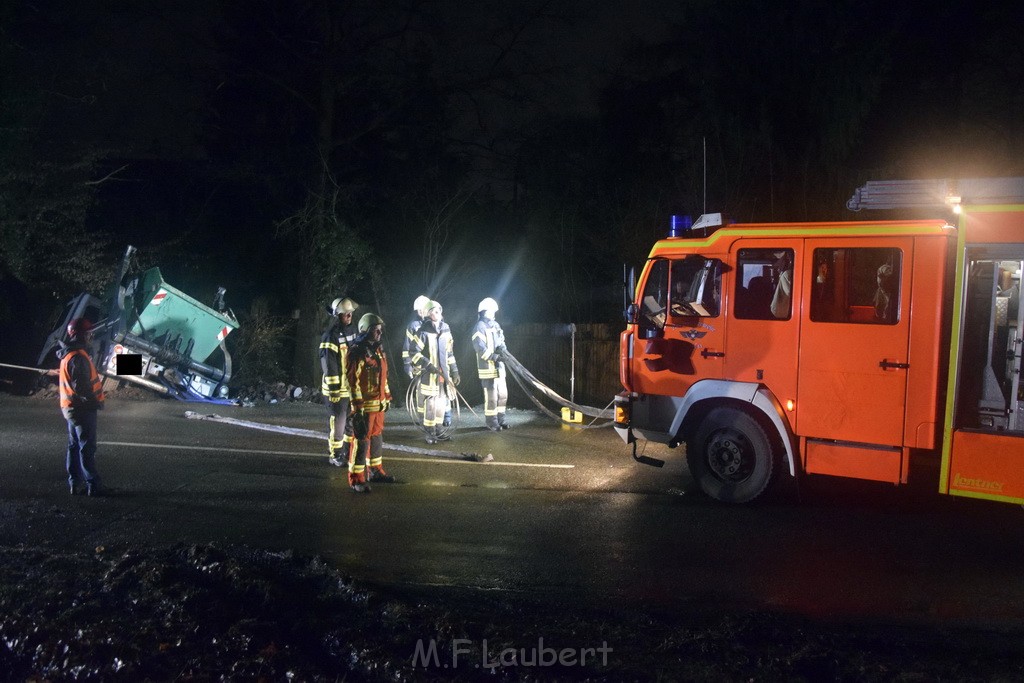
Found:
[797,238,913,447]
[631,256,725,396]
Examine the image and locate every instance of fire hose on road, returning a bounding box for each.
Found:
[501,349,615,428]
[401,347,614,435]
[183,411,492,462]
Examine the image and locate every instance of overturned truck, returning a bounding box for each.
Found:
[38,246,238,403]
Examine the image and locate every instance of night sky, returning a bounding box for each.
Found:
[2,0,1022,376]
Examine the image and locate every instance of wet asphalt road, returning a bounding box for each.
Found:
[3,393,1024,629]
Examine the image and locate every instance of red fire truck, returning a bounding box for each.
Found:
[615,178,1023,505]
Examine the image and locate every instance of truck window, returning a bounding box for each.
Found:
[809,247,901,324]
[670,256,720,318]
[639,259,670,337]
[734,249,794,320]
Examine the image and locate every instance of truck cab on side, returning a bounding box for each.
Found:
[617,179,1024,505]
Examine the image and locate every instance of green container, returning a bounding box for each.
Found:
[129,268,238,363]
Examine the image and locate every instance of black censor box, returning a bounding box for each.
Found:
[115,353,143,376]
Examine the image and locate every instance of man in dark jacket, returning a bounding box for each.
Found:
[320,297,359,466]
[58,318,106,496]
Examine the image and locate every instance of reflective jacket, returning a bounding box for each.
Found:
[412,319,458,396]
[471,317,506,379]
[319,320,358,401]
[402,315,425,377]
[348,337,392,413]
[58,341,105,415]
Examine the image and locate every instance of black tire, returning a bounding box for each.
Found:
[686,406,776,503]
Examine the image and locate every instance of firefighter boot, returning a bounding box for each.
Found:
[486,415,500,432]
[368,466,396,484]
[498,416,511,430]
[348,471,371,493]
[328,455,345,467]
[434,426,451,442]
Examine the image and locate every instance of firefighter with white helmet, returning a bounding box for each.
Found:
[346,312,393,492]
[472,297,510,431]
[411,300,460,443]
[403,295,431,379]
[320,296,359,467]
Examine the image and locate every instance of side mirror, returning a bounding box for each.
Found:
[624,302,639,324]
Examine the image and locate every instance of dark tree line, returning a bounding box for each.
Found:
[2,0,1021,383]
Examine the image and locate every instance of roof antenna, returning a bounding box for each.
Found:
[703,136,707,215]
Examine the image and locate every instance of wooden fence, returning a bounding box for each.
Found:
[482,322,621,411]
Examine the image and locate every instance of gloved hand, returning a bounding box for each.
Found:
[425,363,438,374]
[406,369,415,380]
[451,371,460,386]
[382,399,391,412]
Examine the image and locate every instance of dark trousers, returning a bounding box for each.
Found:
[65,409,100,487]
[325,398,353,457]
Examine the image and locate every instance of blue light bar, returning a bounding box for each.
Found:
[670,214,692,237]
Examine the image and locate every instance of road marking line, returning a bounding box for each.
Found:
[100,441,574,469]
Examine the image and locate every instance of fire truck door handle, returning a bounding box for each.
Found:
[879,359,910,370]
[701,349,725,358]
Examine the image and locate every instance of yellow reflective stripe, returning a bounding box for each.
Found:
[320,342,339,351]
[472,331,486,341]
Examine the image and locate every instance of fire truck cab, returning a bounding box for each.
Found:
[615,178,1024,505]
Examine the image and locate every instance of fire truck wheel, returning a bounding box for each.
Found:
[686,406,776,503]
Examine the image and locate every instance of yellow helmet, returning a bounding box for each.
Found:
[358,312,384,333]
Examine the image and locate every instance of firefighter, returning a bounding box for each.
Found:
[320,297,359,467]
[412,300,460,443]
[347,313,393,492]
[58,318,106,496]
[402,295,430,379]
[472,297,511,431]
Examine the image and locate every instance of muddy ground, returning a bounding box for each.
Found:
[1,541,1022,682]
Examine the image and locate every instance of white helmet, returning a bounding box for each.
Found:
[330,297,358,315]
[478,297,499,314]
[413,295,430,314]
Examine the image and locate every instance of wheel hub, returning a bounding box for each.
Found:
[707,430,754,482]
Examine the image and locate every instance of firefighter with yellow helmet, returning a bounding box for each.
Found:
[346,312,393,492]
[472,297,510,431]
[319,296,359,467]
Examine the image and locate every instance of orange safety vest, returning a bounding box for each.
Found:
[59,349,105,410]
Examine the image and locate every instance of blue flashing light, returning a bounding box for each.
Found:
[669,214,693,237]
